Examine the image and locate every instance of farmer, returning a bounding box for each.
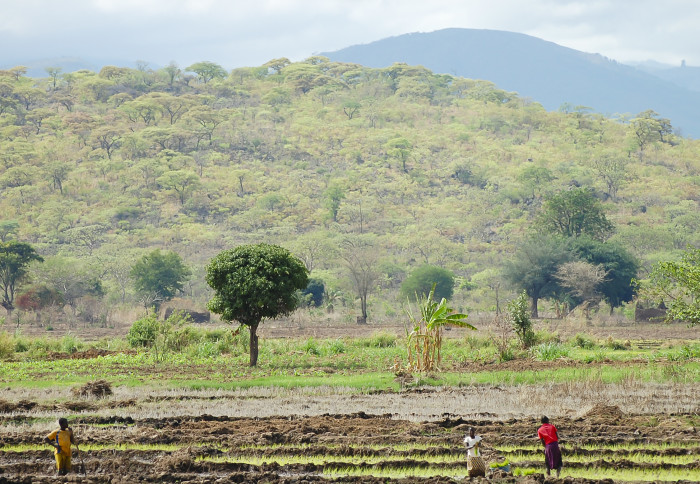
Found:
[463,427,486,478]
[45,418,76,475]
[537,416,562,477]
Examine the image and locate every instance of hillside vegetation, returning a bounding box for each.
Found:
[0,59,699,326]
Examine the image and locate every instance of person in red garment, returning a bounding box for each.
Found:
[537,416,562,477]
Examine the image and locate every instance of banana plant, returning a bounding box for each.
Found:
[404,285,475,372]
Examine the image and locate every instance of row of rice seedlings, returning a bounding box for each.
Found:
[496,440,700,453]
[504,451,700,466]
[324,465,469,479]
[0,443,183,452]
[198,452,465,466]
[238,442,453,452]
[513,466,700,482]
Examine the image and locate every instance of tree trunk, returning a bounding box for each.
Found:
[531,296,539,318]
[249,322,259,367]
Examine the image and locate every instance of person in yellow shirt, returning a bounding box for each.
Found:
[45,418,76,475]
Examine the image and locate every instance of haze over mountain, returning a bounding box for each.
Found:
[321,28,700,137]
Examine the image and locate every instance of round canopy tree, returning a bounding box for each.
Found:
[400,265,455,302]
[206,243,308,366]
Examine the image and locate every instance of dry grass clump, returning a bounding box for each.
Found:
[72,380,113,398]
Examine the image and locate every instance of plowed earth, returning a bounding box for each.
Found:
[1,404,698,483]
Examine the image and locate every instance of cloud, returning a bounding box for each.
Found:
[1,0,699,68]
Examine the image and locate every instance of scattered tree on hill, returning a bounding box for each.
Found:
[555,261,608,319]
[644,247,700,326]
[206,243,308,366]
[131,250,191,310]
[0,241,43,318]
[341,236,380,325]
[569,237,639,313]
[538,187,614,241]
[400,265,455,302]
[504,235,572,318]
[185,61,227,84]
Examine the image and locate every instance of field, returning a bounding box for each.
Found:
[0,320,699,483]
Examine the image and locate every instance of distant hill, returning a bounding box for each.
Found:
[321,28,700,138]
[632,61,700,94]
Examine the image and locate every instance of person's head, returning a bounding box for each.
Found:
[58,418,68,429]
[541,416,549,424]
[469,427,476,438]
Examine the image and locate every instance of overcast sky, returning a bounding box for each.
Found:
[1,0,698,69]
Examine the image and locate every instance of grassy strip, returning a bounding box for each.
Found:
[496,441,700,452]
[514,466,700,482]
[239,442,453,452]
[1,443,183,452]
[324,465,469,478]
[505,451,700,465]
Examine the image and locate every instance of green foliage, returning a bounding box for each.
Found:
[572,333,597,349]
[645,247,700,326]
[532,342,570,361]
[126,311,159,348]
[130,250,191,307]
[0,331,13,359]
[206,243,308,366]
[301,278,325,307]
[507,291,535,349]
[404,286,474,371]
[400,266,455,302]
[504,235,572,317]
[538,187,614,241]
[0,241,43,314]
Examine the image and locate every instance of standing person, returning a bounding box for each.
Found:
[45,418,76,475]
[464,427,486,478]
[537,416,562,478]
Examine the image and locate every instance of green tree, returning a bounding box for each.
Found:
[0,241,43,317]
[503,235,572,317]
[157,170,201,205]
[324,184,345,222]
[507,291,535,348]
[130,250,191,309]
[538,187,614,241]
[206,243,308,366]
[400,265,454,302]
[645,247,700,326]
[386,137,412,172]
[569,237,639,312]
[185,61,227,84]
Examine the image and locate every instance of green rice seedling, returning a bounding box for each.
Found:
[502,451,699,466]
[324,465,470,479]
[199,453,465,466]
[1,443,183,452]
[535,466,700,482]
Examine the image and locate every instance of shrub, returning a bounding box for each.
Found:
[60,333,82,354]
[127,312,159,348]
[302,337,321,355]
[572,333,596,349]
[604,336,629,350]
[400,265,455,301]
[533,342,569,361]
[0,331,14,359]
[327,338,346,355]
[365,331,397,348]
[508,291,535,348]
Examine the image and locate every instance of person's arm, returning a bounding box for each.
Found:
[540,437,546,447]
[45,434,61,453]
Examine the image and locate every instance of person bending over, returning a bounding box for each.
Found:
[537,416,562,478]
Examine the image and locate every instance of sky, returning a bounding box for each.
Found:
[1,0,699,70]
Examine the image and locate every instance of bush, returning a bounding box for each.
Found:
[327,338,346,355]
[604,336,629,350]
[400,265,455,301]
[533,342,570,361]
[302,337,321,355]
[572,333,597,349]
[60,334,82,354]
[508,291,535,348]
[127,312,159,348]
[364,331,397,348]
[0,331,14,359]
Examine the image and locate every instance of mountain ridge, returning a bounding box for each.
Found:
[321,28,700,137]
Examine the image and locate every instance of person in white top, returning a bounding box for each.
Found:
[463,427,486,477]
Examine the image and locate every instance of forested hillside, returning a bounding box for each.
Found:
[0,58,699,326]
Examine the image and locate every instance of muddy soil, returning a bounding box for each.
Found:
[1,405,698,483]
